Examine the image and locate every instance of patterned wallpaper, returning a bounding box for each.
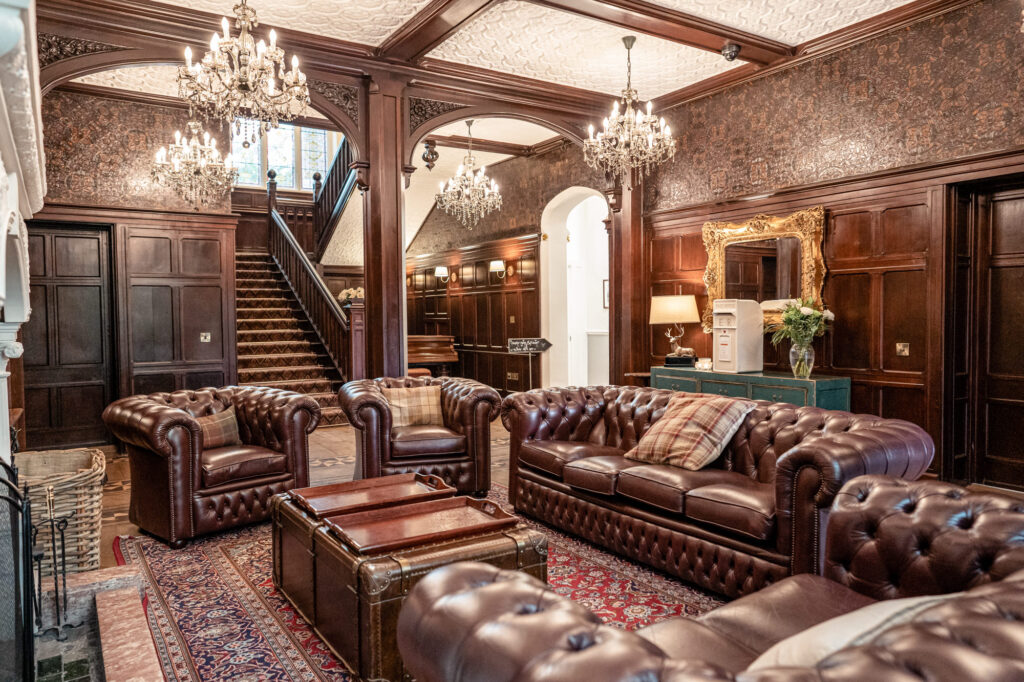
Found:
[407,142,605,255]
[646,0,1024,212]
[42,90,232,214]
[321,194,364,266]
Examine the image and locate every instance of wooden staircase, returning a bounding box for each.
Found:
[235,252,346,425]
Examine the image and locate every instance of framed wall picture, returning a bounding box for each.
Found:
[602,279,609,309]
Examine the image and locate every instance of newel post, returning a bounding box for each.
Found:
[312,171,323,200]
[267,168,278,216]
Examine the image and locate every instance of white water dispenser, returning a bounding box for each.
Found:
[712,299,764,373]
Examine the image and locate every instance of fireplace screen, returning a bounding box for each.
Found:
[0,460,34,681]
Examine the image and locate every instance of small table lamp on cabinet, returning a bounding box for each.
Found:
[650,295,700,366]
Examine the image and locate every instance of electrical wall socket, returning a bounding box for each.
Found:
[896,342,910,356]
[200,332,212,343]
[506,372,519,381]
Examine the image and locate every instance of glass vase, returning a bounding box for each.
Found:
[789,343,815,379]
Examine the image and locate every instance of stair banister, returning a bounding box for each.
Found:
[312,138,358,260]
[267,170,361,381]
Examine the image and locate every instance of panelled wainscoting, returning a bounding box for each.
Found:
[232,187,316,255]
[407,234,540,393]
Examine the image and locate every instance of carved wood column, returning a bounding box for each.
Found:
[362,73,407,378]
[606,176,647,385]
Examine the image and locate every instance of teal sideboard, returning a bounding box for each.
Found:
[650,366,851,411]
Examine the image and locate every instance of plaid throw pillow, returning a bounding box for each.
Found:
[382,385,444,427]
[197,406,242,449]
[625,394,756,470]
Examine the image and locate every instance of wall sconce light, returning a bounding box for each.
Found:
[434,265,456,283]
[490,259,514,280]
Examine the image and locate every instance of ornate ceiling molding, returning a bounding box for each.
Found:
[408,97,468,134]
[309,80,360,126]
[37,32,126,68]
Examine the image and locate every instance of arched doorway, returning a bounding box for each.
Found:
[540,187,609,387]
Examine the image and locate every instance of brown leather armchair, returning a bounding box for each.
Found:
[339,376,501,495]
[398,475,1024,682]
[102,386,320,548]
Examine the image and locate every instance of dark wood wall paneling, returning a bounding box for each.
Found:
[407,235,540,393]
[320,265,365,298]
[232,187,316,254]
[33,205,238,402]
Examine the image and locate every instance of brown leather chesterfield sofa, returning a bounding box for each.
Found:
[103,386,320,548]
[339,376,501,495]
[502,386,934,596]
[398,476,1024,681]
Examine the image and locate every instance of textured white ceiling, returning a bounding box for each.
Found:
[427,1,744,98]
[72,65,327,119]
[164,0,436,47]
[643,0,916,45]
[428,118,558,146]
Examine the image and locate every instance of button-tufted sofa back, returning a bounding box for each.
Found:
[826,476,1024,600]
[504,386,897,485]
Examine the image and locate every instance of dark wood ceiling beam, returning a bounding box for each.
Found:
[426,134,533,157]
[377,0,497,62]
[529,0,793,66]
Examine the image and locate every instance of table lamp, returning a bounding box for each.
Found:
[649,295,700,366]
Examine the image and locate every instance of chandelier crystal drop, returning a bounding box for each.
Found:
[434,120,502,228]
[153,119,238,206]
[177,0,309,144]
[583,35,676,183]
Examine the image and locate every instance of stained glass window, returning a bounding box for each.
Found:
[266,124,296,189]
[231,124,262,186]
[300,128,327,190]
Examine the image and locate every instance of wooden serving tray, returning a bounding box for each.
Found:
[322,496,517,555]
[288,473,454,518]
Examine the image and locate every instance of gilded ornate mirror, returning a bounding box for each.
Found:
[701,206,826,332]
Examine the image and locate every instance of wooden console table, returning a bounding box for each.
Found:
[651,366,850,410]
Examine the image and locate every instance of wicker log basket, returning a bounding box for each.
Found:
[19,448,105,575]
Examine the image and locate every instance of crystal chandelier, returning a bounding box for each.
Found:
[584,36,675,183]
[434,120,502,228]
[177,0,309,145]
[153,120,238,206]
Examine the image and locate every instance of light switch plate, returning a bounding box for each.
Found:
[509,315,516,324]
[200,332,212,343]
[896,342,909,356]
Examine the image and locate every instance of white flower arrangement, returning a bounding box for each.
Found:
[338,286,364,303]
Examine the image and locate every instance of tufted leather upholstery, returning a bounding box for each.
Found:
[102,386,320,547]
[502,387,934,596]
[398,477,1024,682]
[338,376,501,494]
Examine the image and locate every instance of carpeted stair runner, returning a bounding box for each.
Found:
[235,252,346,426]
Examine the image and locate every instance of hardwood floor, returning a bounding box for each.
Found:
[98,423,511,568]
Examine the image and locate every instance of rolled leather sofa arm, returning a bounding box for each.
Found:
[397,561,728,682]
[102,396,202,458]
[775,418,934,573]
[441,377,501,429]
[338,379,392,432]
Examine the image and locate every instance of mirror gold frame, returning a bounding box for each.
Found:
[701,205,826,332]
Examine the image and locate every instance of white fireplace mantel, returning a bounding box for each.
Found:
[0,0,43,463]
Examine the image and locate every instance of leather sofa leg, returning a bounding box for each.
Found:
[470,489,489,499]
[167,538,188,550]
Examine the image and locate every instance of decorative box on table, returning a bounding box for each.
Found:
[651,366,851,410]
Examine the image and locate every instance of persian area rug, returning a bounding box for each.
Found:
[115,486,723,681]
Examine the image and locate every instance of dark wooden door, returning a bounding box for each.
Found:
[970,186,1024,489]
[22,223,116,448]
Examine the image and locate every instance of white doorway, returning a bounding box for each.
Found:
[540,188,609,387]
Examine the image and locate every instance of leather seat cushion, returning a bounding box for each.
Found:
[616,465,754,514]
[201,444,288,488]
[636,618,760,673]
[519,441,625,479]
[391,425,467,458]
[685,478,776,541]
[696,574,878,655]
[563,456,645,495]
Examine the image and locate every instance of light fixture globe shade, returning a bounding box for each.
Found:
[649,295,700,325]
[489,260,506,273]
[434,266,449,278]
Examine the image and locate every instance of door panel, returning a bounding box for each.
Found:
[23,224,115,448]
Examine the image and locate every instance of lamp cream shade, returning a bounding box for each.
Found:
[489,259,506,273]
[649,295,700,325]
[434,265,449,278]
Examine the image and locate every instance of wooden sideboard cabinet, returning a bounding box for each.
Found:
[650,366,851,411]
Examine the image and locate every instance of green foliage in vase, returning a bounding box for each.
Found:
[768,298,834,348]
